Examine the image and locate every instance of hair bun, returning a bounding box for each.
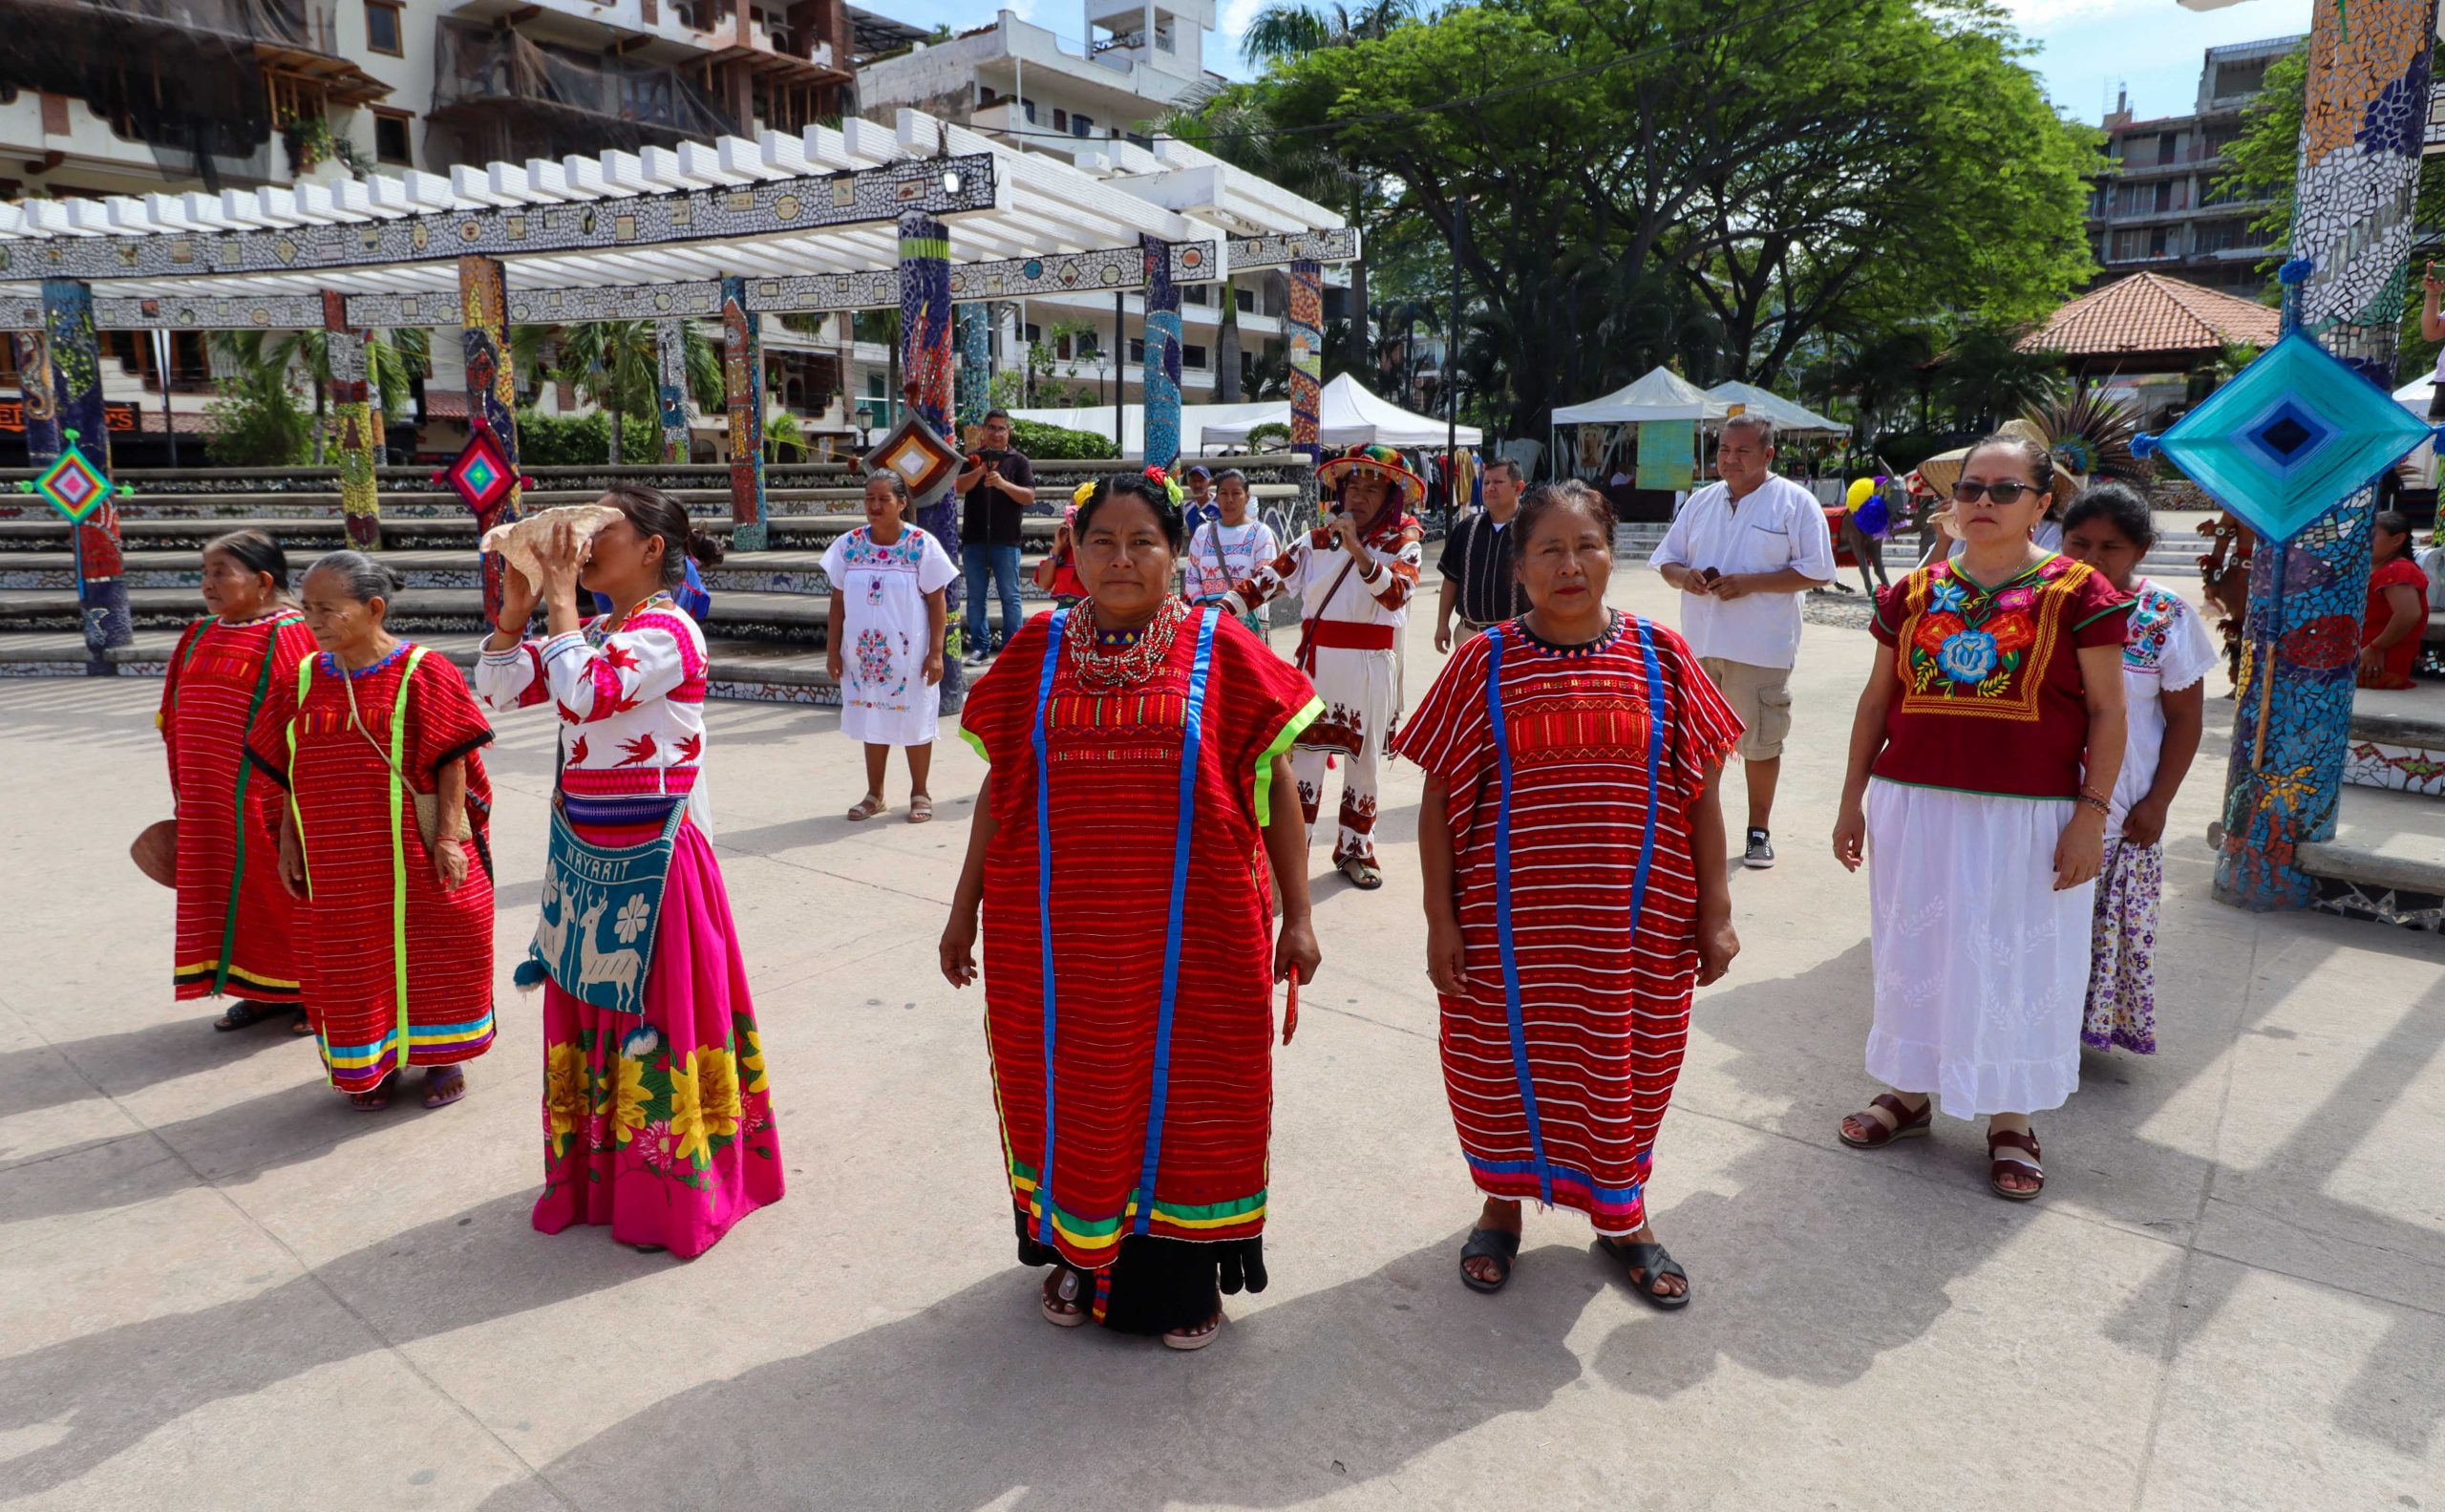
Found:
[687,526,726,568]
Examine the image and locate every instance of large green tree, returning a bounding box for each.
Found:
[1180,0,2095,437]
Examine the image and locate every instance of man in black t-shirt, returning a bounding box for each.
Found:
[954,409,1037,657]
[1433,458,1527,652]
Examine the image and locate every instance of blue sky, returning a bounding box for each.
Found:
[869,0,2312,123]
[2003,0,2310,123]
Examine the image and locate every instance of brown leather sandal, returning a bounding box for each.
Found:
[1988,1127,2044,1201]
[1838,1093,1931,1149]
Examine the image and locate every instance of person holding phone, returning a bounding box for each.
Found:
[955,409,1037,660]
[2421,260,2445,419]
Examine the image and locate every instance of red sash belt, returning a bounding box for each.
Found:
[1304,620,1396,652]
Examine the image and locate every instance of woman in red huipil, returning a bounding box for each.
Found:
[246,551,497,1111]
[942,473,1322,1351]
[159,530,318,1032]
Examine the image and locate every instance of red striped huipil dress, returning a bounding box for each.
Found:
[959,605,1321,1271]
[159,610,317,1004]
[245,644,499,1093]
[1393,612,1742,1234]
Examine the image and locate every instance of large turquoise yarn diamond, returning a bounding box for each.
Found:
[2152,330,2433,544]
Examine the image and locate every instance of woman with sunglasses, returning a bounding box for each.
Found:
[1831,435,2131,1202]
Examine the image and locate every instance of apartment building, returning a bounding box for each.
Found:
[854,3,1324,428]
[0,0,879,457]
[2084,34,2304,299]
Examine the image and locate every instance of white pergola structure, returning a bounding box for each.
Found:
[0,110,1354,663]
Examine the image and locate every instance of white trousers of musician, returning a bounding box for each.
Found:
[1291,645,1399,868]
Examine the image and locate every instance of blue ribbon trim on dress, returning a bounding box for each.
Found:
[1485,617,1666,1209]
[1030,607,1070,1250]
[1131,607,1219,1235]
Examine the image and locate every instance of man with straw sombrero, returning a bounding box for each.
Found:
[1225,443,1427,889]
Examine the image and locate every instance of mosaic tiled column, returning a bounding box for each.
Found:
[901,210,964,704]
[12,330,60,463]
[656,317,691,465]
[954,302,991,430]
[721,279,767,552]
[41,280,132,666]
[1140,235,1183,473]
[2215,0,2436,912]
[324,290,381,551]
[458,255,522,627]
[1287,258,1324,464]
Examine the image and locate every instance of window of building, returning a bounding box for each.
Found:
[1021,97,1037,124]
[1052,108,1068,131]
[365,0,401,54]
[1024,322,1041,344]
[1236,287,1254,313]
[2156,131,2179,164]
[1183,344,1207,369]
[1183,285,1208,305]
[1127,336,1146,363]
[372,109,413,166]
[1072,113,1095,138]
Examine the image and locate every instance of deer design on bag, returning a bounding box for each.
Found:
[576,895,644,1009]
[532,875,570,969]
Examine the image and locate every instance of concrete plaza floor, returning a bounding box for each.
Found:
[1,572,2439,1512]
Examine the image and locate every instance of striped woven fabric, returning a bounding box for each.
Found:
[1393,613,1743,1235]
[961,607,1320,1271]
[246,645,499,1092]
[159,611,317,1003]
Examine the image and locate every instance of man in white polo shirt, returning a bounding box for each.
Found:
[1648,414,1835,868]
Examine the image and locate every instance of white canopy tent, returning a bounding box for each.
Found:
[1704,380,1849,437]
[1199,373,1481,449]
[2392,373,2437,479]
[1551,366,1733,425]
[1009,401,1286,458]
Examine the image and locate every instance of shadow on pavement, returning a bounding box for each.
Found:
[479,1237,1598,1512]
[0,1190,642,1500]
[0,1013,304,1126]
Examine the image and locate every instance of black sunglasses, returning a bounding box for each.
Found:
[1950,479,2046,504]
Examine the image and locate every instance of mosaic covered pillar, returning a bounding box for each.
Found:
[41,280,131,666]
[1287,258,1324,464]
[720,279,767,551]
[324,290,381,551]
[954,302,991,430]
[2215,0,2436,912]
[1140,235,1183,473]
[899,213,954,432]
[901,210,964,703]
[656,316,691,465]
[458,255,522,627]
[12,329,60,463]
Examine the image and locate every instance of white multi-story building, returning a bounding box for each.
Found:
[854,4,1325,430]
[0,0,880,458]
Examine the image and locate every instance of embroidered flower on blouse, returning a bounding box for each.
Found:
[1929,577,1970,615]
[614,893,651,945]
[1937,628,2000,684]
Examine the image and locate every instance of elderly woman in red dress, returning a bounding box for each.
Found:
[246,551,497,1110]
[942,472,1322,1351]
[1397,480,1742,1307]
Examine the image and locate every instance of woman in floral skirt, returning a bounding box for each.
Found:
[478,483,781,1257]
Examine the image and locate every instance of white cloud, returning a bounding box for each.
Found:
[1219,0,1267,38]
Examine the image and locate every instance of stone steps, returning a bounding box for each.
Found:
[2345,693,2445,798]
[0,625,852,705]
[2299,784,2445,930]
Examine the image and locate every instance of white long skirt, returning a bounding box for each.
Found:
[1864,778,2092,1119]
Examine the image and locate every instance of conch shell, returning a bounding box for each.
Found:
[480,504,625,591]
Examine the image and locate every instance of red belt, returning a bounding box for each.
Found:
[1304,620,1396,651]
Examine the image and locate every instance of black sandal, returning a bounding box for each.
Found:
[1600,1237,1691,1311]
[1457,1226,1520,1294]
[211,1000,282,1032]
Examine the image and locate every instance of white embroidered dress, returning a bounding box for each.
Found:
[473,598,715,833]
[820,523,960,747]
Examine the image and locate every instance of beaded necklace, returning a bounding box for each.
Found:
[1064,596,1185,692]
[586,590,675,648]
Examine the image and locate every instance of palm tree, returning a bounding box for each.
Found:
[512,319,725,461]
[1239,0,1418,62]
[1938,322,2065,434]
[210,327,428,462]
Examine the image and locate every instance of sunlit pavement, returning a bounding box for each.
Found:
[2,571,2437,1512]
